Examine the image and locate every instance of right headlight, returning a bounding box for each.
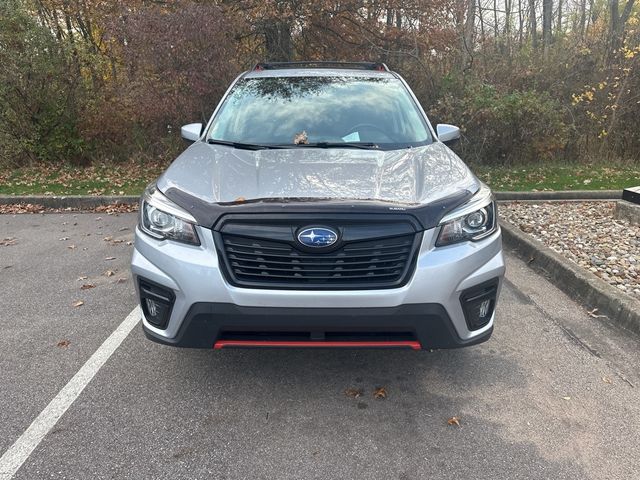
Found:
[139,184,200,245]
[436,185,497,247]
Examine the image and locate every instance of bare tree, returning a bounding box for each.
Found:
[542,0,552,59]
[530,0,538,48]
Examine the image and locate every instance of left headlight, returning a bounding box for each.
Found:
[139,184,200,245]
[436,185,497,247]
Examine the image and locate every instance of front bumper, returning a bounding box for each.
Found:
[131,224,505,349]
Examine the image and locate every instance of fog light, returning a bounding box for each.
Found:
[146,298,159,317]
[139,278,175,330]
[460,279,499,331]
[479,299,491,318]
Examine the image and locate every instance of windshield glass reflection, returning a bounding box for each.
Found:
[208,76,432,149]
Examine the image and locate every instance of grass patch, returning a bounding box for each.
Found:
[0,161,168,196]
[0,160,638,196]
[472,162,640,191]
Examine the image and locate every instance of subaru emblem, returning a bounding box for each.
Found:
[297,227,338,248]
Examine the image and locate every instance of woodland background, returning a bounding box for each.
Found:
[1,0,639,169]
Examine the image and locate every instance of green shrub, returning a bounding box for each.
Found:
[0,0,86,167]
[430,84,569,165]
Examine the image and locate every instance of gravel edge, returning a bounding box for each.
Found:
[500,219,640,335]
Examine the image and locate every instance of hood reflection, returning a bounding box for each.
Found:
[157,142,479,206]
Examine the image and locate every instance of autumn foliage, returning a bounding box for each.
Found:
[0,0,639,167]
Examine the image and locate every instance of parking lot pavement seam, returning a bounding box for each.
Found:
[0,307,140,480]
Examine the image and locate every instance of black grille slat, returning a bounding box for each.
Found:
[225,246,411,261]
[234,271,403,280]
[232,263,405,273]
[226,255,408,267]
[218,227,420,289]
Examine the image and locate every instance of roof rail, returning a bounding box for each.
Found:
[252,61,390,72]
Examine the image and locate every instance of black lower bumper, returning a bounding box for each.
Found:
[142,303,493,350]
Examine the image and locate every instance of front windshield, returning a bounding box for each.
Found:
[207,76,432,149]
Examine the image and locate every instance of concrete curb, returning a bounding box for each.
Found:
[500,220,640,335]
[494,190,621,200]
[614,201,640,225]
[0,195,139,209]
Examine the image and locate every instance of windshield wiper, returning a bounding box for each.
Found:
[292,142,380,150]
[207,139,286,150]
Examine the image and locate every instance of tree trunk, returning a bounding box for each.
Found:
[608,0,636,60]
[579,0,587,37]
[461,0,476,69]
[518,0,524,48]
[530,0,538,48]
[557,0,563,35]
[542,0,552,59]
[263,21,293,61]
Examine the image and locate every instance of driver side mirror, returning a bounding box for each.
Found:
[181,123,203,143]
[436,124,461,146]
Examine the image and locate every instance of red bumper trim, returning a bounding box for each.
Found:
[213,340,421,350]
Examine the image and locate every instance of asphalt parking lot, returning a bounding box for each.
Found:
[1,212,639,480]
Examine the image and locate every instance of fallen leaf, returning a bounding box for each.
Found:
[103,236,113,242]
[118,227,129,232]
[104,256,116,261]
[80,284,96,290]
[59,237,69,241]
[77,275,88,281]
[373,387,387,399]
[602,376,612,384]
[57,340,70,348]
[562,396,571,401]
[126,241,133,246]
[1,237,17,246]
[447,416,461,427]
[115,278,127,284]
[587,308,607,319]
[67,244,76,250]
[104,270,115,277]
[345,388,363,398]
[72,300,84,307]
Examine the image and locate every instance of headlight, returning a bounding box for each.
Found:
[436,185,497,247]
[139,185,200,245]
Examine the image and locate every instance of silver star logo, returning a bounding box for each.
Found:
[301,230,318,242]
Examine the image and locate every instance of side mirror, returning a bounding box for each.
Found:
[436,124,461,146]
[181,123,203,143]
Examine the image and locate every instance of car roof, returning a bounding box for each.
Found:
[243,61,397,79]
[244,68,396,79]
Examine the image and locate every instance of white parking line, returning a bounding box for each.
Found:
[0,307,141,480]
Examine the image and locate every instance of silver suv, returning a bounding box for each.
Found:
[131,61,505,350]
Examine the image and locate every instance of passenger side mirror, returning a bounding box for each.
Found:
[436,124,461,146]
[181,123,203,143]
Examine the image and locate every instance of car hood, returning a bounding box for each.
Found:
[157,142,479,207]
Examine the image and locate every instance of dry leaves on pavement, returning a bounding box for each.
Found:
[80,284,96,290]
[57,340,70,348]
[345,388,363,399]
[373,387,387,399]
[1,237,17,246]
[72,300,84,307]
[0,203,44,214]
[447,416,461,427]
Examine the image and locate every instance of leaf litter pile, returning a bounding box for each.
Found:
[0,202,138,215]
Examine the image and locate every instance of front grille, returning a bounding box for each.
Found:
[216,221,421,289]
